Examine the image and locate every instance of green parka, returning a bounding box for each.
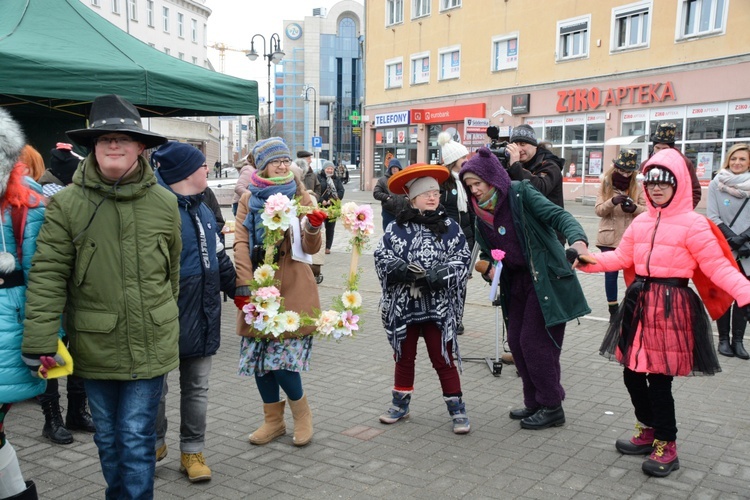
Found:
[23,156,182,380]
[476,181,591,327]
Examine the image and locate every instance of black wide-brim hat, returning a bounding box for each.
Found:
[66,94,167,149]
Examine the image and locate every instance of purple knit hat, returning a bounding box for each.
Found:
[459,147,511,195]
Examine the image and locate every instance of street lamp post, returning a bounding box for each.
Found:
[246,33,284,138]
[302,85,318,165]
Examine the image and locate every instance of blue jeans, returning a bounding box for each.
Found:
[156,356,212,453]
[85,377,164,500]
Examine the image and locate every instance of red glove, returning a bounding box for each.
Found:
[234,296,249,310]
[307,210,327,228]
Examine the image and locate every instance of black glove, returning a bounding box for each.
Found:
[621,198,637,213]
[424,263,455,291]
[565,247,579,265]
[717,223,739,242]
[611,194,628,206]
[737,242,750,259]
[388,261,417,284]
[727,235,747,251]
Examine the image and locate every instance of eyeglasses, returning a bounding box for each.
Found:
[95,135,135,146]
[268,158,292,167]
[416,190,440,200]
[645,182,672,190]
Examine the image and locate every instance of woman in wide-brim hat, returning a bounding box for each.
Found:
[373,164,472,434]
[594,149,646,322]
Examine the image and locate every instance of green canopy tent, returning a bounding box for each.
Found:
[0,0,258,154]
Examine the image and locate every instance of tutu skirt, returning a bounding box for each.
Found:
[600,276,721,376]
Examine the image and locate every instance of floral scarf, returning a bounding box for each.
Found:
[715,169,750,199]
[242,170,297,249]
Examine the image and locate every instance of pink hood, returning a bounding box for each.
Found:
[641,148,692,216]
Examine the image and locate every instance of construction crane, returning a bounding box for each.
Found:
[208,42,249,73]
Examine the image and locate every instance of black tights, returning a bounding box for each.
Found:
[623,368,677,441]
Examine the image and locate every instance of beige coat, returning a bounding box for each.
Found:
[594,184,647,248]
[234,185,322,339]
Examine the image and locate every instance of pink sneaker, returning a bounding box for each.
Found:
[615,423,655,455]
[642,440,680,477]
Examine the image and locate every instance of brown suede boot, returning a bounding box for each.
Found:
[288,395,313,447]
[248,400,286,445]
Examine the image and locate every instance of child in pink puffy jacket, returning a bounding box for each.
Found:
[576,148,750,478]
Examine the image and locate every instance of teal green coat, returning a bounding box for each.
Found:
[475,181,591,327]
[23,156,182,380]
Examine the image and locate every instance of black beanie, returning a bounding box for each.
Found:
[152,141,205,184]
[49,143,82,186]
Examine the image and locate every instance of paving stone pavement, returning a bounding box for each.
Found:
[9,188,750,499]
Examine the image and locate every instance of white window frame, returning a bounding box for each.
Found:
[178,52,185,61]
[111,0,120,15]
[440,0,461,11]
[91,0,100,7]
[412,0,430,19]
[162,7,169,33]
[385,57,404,90]
[492,33,519,72]
[191,19,198,43]
[127,0,137,21]
[146,1,154,27]
[410,51,430,85]
[386,0,404,26]
[164,47,170,55]
[557,15,591,61]
[611,1,651,51]
[192,56,199,65]
[438,45,461,81]
[676,0,728,39]
[177,13,184,38]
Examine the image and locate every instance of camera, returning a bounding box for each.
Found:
[486,126,510,167]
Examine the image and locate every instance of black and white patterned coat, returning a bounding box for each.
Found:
[374,214,470,364]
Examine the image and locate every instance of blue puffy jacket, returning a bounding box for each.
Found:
[157,173,236,358]
[0,179,46,403]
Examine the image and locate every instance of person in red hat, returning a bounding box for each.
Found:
[374,164,472,434]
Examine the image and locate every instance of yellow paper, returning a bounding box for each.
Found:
[42,339,74,379]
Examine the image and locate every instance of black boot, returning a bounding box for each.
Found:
[66,394,96,433]
[41,400,73,444]
[718,331,734,357]
[5,481,38,499]
[732,331,750,360]
[520,405,565,430]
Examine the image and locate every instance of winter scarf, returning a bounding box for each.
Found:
[452,172,468,213]
[396,205,449,235]
[611,171,631,191]
[715,169,750,199]
[242,170,297,249]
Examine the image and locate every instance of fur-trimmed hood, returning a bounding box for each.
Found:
[0,108,26,197]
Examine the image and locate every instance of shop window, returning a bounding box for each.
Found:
[678,0,727,39]
[622,121,646,136]
[385,59,403,89]
[545,126,563,145]
[413,0,430,19]
[441,0,461,11]
[411,53,430,85]
[728,113,750,139]
[557,16,590,61]
[649,120,684,141]
[612,2,650,51]
[587,123,606,142]
[438,46,461,81]
[686,115,724,141]
[387,0,404,26]
[564,124,585,144]
[492,34,519,72]
[685,143,723,180]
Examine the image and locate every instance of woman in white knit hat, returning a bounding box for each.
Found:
[438,132,473,335]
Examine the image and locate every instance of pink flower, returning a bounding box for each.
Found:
[352,205,374,233]
[264,193,291,216]
[491,249,506,262]
[254,286,281,300]
[341,310,359,332]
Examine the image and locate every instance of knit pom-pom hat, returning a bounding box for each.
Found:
[438,131,469,166]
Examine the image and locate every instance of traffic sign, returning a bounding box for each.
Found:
[312,136,322,148]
